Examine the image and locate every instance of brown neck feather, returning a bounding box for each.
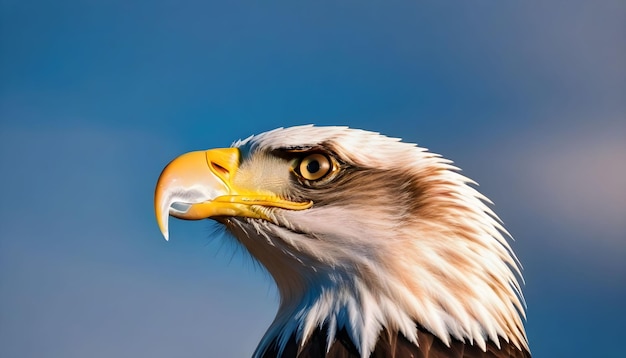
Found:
[260,325,531,358]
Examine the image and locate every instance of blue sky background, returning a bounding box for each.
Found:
[1,1,624,357]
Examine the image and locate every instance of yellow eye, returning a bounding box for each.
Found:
[298,153,332,181]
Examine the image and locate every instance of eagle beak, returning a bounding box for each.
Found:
[154,148,312,241]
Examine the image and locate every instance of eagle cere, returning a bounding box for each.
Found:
[154,125,530,358]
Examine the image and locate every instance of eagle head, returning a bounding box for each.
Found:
[154,125,529,358]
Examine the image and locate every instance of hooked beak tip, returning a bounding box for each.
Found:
[156,201,171,241]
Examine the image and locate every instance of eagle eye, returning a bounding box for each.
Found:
[297,153,332,181]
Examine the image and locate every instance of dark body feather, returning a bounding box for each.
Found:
[261,326,531,358]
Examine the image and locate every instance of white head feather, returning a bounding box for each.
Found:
[224,125,527,357]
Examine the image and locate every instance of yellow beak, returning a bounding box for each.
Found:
[154,148,312,240]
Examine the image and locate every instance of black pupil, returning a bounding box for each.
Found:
[306,160,320,174]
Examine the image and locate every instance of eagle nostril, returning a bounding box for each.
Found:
[211,162,229,177]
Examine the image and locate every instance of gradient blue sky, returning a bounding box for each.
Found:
[1,1,624,357]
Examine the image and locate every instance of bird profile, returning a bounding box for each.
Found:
[154,125,530,358]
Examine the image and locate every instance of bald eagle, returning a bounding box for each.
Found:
[154,125,530,358]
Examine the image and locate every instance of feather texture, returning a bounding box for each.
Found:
[262,326,530,358]
[211,126,527,357]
